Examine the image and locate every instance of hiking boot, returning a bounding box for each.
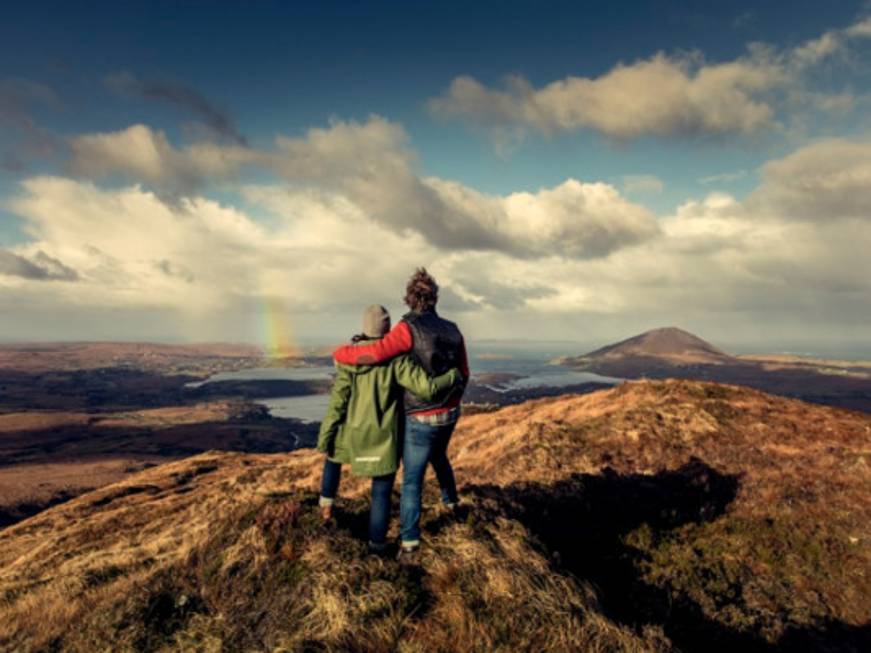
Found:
[367,541,389,557]
[396,544,421,566]
[443,502,468,522]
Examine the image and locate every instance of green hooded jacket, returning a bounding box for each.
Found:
[316,355,460,477]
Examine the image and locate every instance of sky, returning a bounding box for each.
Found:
[1,1,870,354]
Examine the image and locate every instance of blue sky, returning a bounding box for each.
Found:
[1,1,871,350]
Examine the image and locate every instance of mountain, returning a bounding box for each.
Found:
[559,328,871,413]
[562,327,736,371]
[585,327,733,364]
[2,380,869,652]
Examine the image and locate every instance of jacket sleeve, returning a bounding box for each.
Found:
[458,336,470,380]
[333,321,413,365]
[392,355,460,401]
[316,366,352,455]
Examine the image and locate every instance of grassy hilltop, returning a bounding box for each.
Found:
[1,380,870,652]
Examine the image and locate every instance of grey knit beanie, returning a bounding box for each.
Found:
[362,305,391,338]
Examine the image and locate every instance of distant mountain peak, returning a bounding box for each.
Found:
[583,327,732,365]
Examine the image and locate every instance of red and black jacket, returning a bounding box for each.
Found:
[333,310,469,415]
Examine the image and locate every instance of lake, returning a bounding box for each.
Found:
[190,345,621,422]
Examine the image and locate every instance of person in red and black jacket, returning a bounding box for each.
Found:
[333,268,469,561]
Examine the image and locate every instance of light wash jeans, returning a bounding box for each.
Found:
[399,417,459,546]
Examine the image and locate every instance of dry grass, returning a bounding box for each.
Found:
[1,379,870,651]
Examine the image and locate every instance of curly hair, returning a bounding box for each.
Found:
[403,267,439,313]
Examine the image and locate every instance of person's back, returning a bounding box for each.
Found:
[317,303,460,555]
[401,309,466,414]
[326,354,457,477]
[332,269,470,560]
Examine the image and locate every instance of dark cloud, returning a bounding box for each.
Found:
[0,79,55,130]
[0,79,62,169]
[0,249,79,281]
[105,72,247,145]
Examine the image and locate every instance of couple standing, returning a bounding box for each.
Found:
[315,268,469,560]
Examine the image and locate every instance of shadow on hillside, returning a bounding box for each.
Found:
[465,460,870,653]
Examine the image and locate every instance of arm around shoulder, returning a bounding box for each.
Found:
[332,321,413,366]
[393,356,460,401]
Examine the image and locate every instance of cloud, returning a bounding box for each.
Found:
[105,72,247,145]
[429,52,785,139]
[66,117,657,259]
[428,177,659,259]
[67,124,260,196]
[790,31,844,68]
[845,17,871,38]
[6,134,871,348]
[622,174,664,194]
[267,118,659,258]
[0,249,78,281]
[155,259,195,283]
[428,17,871,143]
[698,170,748,185]
[0,79,61,170]
[444,269,556,310]
[6,176,273,309]
[746,139,871,220]
[787,15,871,70]
[0,79,56,131]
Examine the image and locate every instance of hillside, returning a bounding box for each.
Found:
[560,328,871,413]
[1,380,870,652]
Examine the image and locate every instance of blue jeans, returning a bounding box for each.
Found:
[319,458,396,547]
[400,417,459,545]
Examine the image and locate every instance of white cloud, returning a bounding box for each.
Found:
[845,17,871,38]
[791,31,844,68]
[747,138,871,220]
[65,118,658,260]
[428,17,871,144]
[429,52,785,139]
[5,177,275,311]
[7,118,871,346]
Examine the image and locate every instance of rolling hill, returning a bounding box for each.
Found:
[1,380,869,652]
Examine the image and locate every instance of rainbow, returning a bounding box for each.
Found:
[262,296,300,360]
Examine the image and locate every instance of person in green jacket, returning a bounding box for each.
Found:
[317,304,461,554]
